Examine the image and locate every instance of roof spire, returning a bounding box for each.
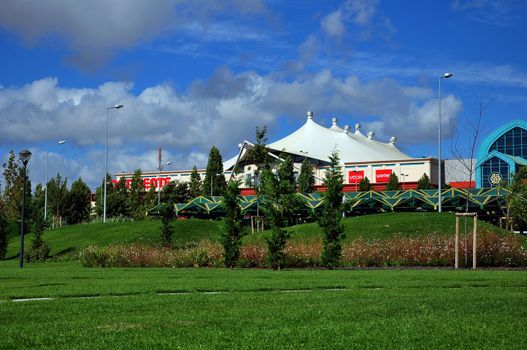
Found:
[389,136,397,145]
[367,131,375,139]
[307,111,313,120]
[355,123,361,132]
[332,117,338,126]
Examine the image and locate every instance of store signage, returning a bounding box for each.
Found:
[348,171,364,184]
[112,177,172,190]
[375,169,392,183]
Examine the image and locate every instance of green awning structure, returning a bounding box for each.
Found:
[147,188,510,216]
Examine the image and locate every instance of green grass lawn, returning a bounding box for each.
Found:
[6,212,511,260]
[0,261,526,349]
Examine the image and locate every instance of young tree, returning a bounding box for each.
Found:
[64,178,91,224]
[2,151,23,219]
[189,166,202,198]
[221,180,246,267]
[385,173,401,191]
[506,167,527,230]
[162,181,189,206]
[245,126,272,187]
[297,157,315,193]
[359,176,372,191]
[159,204,174,247]
[25,209,50,262]
[318,151,345,268]
[47,173,68,224]
[416,173,431,190]
[0,202,7,259]
[203,146,226,196]
[128,169,145,220]
[261,155,299,270]
[144,184,157,211]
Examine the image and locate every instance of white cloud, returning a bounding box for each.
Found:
[321,11,345,39]
[320,0,379,39]
[1,69,463,188]
[0,0,271,69]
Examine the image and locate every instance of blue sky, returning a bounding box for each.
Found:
[1,0,526,189]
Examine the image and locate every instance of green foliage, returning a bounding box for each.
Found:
[221,180,246,267]
[159,204,175,247]
[0,206,7,259]
[507,167,527,229]
[144,185,157,211]
[162,181,189,206]
[203,146,226,196]
[96,176,130,219]
[64,178,91,224]
[385,173,401,191]
[417,173,431,190]
[25,212,50,262]
[189,166,202,198]
[297,158,315,193]
[319,151,345,268]
[260,155,300,269]
[2,151,22,220]
[359,176,372,191]
[128,169,145,220]
[47,173,68,221]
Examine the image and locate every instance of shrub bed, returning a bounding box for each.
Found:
[80,230,527,268]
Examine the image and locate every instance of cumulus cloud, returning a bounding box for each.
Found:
[0,0,270,69]
[320,0,379,39]
[0,69,462,187]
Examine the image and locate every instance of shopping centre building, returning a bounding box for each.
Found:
[114,113,526,193]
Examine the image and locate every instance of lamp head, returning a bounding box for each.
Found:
[115,104,124,109]
[58,140,66,144]
[19,149,32,166]
[442,72,453,79]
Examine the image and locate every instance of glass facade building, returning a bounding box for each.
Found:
[476,120,527,188]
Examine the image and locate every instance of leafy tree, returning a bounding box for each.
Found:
[144,184,157,211]
[506,167,527,230]
[96,175,129,218]
[162,181,190,206]
[64,178,91,224]
[297,157,315,193]
[25,210,50,262]
[261,155,299,270]
[417,173,431,190]
[385,173,401,191]
[128,169,145,220]
[318,151,345,268]
[221,180,246,267]
[359,176,372,191]
[2,151,23,219]
[31,184,46,224]
[203,146,226,196]
[0,203,7,259]
[189,166,202,198]
[47,173,68,223]
[159,204,174,247]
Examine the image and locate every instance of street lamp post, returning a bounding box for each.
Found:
[44,140,66,221]
[438,72,453,213]
[210,173,222,197]
[103,104,124,223]
[18,150,32,269]
[401,173,409,191]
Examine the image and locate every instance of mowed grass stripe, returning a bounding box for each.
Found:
[1,286,526,349]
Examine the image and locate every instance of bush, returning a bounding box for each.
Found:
[25,242,51,263]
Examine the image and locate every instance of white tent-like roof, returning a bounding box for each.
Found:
[224,111,411,170]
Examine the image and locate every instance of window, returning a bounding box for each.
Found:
[480,156,510,188]
[489,127,527,158]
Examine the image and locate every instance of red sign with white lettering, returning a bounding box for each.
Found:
[375,169,392,183]
[112,177,172,190]
[348,171,364,184]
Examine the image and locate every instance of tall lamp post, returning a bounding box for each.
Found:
[44,140,66,221]
[210,173,222,197]
[18,150,32,269]
[103,104,124,223]
[438,72,453,213]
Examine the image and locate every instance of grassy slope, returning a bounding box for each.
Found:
[0,261,526,349]
[6,212,514,259]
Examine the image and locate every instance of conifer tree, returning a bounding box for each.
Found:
[129,169,145,219]
[203,146,226,196]
[0,202,7,259]
[162,181,189,206]
[297,157,315,193]
[159,204,174,247]
[221,180,245,267]
[385,173,401,191]
[359,176,372,191]
[261,155,299,269]
[416,173,431,190]
[64,178,91,224]
[319,151,345,268]
[189,166,202,198]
